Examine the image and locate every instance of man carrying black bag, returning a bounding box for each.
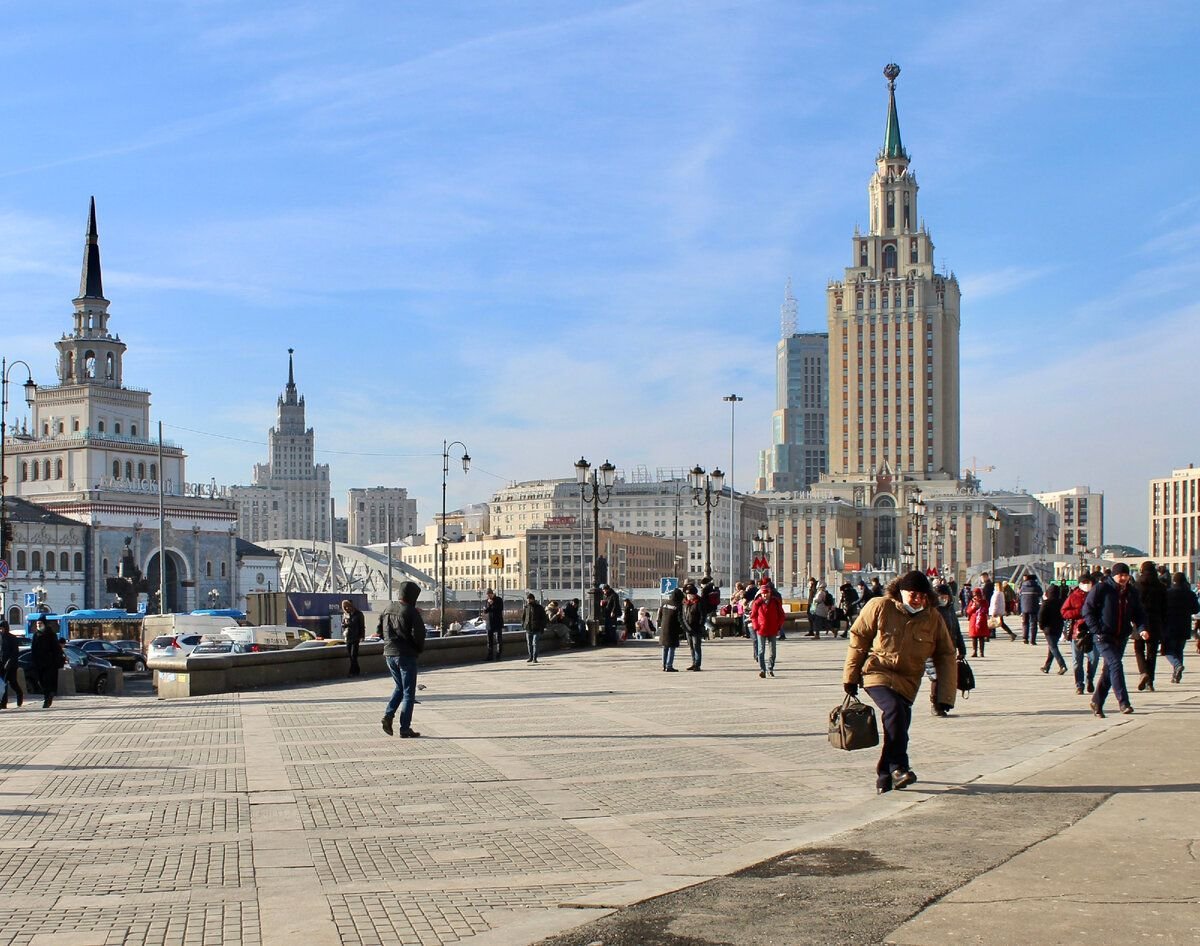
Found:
[843,571,958,795]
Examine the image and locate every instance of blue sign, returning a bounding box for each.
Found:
[24,593,38,608]
[137,599,149,614]
[660,577,679,595]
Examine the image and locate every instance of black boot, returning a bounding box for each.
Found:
[381,714,394,736]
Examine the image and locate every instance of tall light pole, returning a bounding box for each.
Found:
[722,394,742,591]
[575,457,616,623]
[689,465,724,581]
[986,507,1001,580]
[948,522,958,585]
[440,440,471,635]
[0,359,37,600]
[907,486,925,572]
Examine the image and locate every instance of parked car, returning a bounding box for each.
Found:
[18,645,114,695]
[113,639,144,653]
[189,640,251,656]
[294,639,346,650]
[148,633,206,661]
[69,639,148,672]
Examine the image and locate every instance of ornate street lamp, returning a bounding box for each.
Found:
[689,465,724,580]
[986,507,1001,579]
[907,487,926,572]
[575,457,616,622]
[0,358,36,569]
[439,440,471,635]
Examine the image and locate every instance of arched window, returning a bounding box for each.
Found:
[45,552,56,572]
[137,462,146,480]
[873,495,898,560]
[909,239,918,264]
[131,424,137,437]
[859,243,868,267]
[883,244,897,271]
[65,352,75,380]
[886,192,895,229]
[30,551,41,571]
[125,461,133,480]
[57,421,64,434]
[102,557,109,574]
[20,462,28,482]
[30,463,38,481]
[16,551,26,570]
[112,460,120,479]
[73,552,83,572]
[903,193,911,229]
[220,562,227,578]
[206,560,213,578]
[84,351,96,378]
[97,420,105,433]
[73,419,79,431]
[105,352,115,379]
[55,459,63,479]
[150,463,158,481]
[114,422,121,435]
[60,551,69,571]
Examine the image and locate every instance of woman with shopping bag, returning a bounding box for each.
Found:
[842,571,959,795]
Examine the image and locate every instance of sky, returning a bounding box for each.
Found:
[2,0,1198,547]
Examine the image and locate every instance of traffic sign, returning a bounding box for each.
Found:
[0,559,8,580]
[24,593,38,608]
[489,553,505,569]
[659,577,679,595]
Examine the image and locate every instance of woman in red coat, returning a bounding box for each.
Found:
[966,587,990,658]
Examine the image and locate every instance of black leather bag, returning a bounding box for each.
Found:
[828,694,879,751]
[956,657,976,696]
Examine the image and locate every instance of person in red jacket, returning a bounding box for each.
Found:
[966,587,990,658]
[1060,572,1098,695]
[750,578,786,678]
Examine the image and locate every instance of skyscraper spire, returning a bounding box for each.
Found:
[77,196,106,301]
[285,348,298,404]
[882,63,907,160]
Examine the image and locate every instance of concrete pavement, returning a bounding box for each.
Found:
[0,631,1194,946]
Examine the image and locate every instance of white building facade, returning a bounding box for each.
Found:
[1148,465,1200,577]
[347,487,417,546]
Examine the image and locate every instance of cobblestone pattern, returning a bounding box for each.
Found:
[96,714,240,733]
[83,729,244,749]
[297,788,548,830]
[286,756,503,790]
[314,824,631,883]
[0,840,252,896]
[32,765,246,797]
[0,797,248,841]
[68,746,246,767]
[521,746,735,779]
[278,739,470,762]
[0,900,259,946]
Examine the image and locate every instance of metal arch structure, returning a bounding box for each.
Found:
[961,553,1114,587]
[258,540,436,602]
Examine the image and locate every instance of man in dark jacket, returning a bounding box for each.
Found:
[1083,563,1148,717]
[379,581,426,737]
[599,585,621,644]
[30,616,65,708]
[1134,562,1166,692]
[341,599,365,677]
[1018,574,1043,645]
[521,593,547,664]
[483,588,505,661]
[0,620,24,709]
[1163,573,1199,683]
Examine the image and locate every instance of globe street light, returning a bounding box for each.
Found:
[948,522,958,584]
[689,465,724,581]
[0,358,37,576]
[907,487,926,572]
[986,507,1001,579]
[722,394,742,590]
[575,457,616,622]
[440,440,471,635]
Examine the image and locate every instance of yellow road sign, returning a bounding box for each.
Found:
[490,553,505,569]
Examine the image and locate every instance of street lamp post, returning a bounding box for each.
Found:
[689,465,724,581]
[440,440,471,635]
[722,394,742,591]
[907,487,925,572]
[986,507,1001,580]
[574,457,616,622]
[33,571,47,613]
[903,541,914,571]
[948,523,958,584]
[207,588,221,609]
[752,524,774,583]
[0,359,37,584]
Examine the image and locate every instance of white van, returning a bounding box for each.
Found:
[216,624,304,652]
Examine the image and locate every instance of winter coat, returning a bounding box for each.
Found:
[1083,577,1147,642]
[522,600,548,634]
[483,595,505,631]
[1037,596,1064,636]
[989,588,1006,618]
[966,595,990,639]
[636,609,655,636]
[810,587,833,619]
[657,590,685,648]
[0,630,20,665]
[936,603,966,657]
[843,595,958,706]
[622,602,638,636]
[750,591,786,638]
[342,608,365,644]
[30,627,66,675]
[379,582,426,658]
[1136,576,1166,639]
[681,595,706,636]
[1018,579,1043,615]
[1164,582,1200,644]
[1060,587,1089,640]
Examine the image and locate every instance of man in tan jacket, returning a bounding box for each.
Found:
[843,571,958,794]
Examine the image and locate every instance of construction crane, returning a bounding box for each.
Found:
[963,457,995,478]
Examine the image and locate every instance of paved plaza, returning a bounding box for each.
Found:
[0,631,1196,946]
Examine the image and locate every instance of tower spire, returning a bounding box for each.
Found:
[882,63,907,160]
[77,196,106,301]
[285,348,298,404]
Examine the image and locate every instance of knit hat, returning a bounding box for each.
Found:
[1111,562,1130,576]
[896,570,935,596]
[934,582,952,596]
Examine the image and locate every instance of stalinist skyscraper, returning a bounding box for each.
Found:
[825,63,961,482]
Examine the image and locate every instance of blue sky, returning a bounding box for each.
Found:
[2,1,1197,547]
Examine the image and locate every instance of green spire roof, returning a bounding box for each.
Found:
[882,63,908,160]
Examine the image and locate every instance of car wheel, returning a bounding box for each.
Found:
[134,660,146,672]
[94,675,107,695]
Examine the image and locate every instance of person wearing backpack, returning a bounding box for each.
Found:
[522,593,548,664]
[750,578,786,678]
[379,581,426,737]
[681,581,706,671]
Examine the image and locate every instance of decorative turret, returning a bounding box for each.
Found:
[881,64,907,160]
[57,198,126,387]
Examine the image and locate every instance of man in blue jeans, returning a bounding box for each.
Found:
[1083,563,1148,718]
[379,581,426,737]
